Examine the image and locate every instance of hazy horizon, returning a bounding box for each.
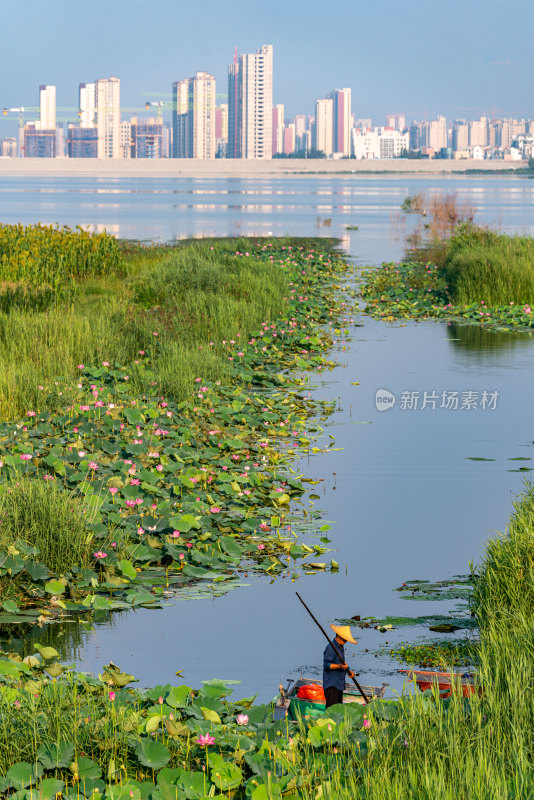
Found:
[1,0,531,138]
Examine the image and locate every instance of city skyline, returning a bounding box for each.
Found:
[1,0,532,142]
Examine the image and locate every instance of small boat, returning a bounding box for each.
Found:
[276,677,388,721]
[400,669,479,698]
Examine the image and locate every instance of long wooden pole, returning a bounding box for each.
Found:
[296,591,370,704]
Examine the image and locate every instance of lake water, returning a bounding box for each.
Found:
[2,173,534,700]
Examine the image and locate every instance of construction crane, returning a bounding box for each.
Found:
[144,101,167,121]
[2,107,25,156]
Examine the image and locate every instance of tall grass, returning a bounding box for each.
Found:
[0,479,94,574]
[313,484,534,800]
[443,225,534,306]
[0,223,121,286]
[0,238,289,418]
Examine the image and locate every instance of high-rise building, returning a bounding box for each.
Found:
[227,44,273,159]
[314,98,334,156]
[427,115,447,150]
[39,85,56,130]
[24,123,56,157]
[131,117,163,158]
[67,125,98,158]
[283,123,295,155]
[95,77,121,158]
[386,113,406,131]
[172,72,216,159]
[119,120,131,159]
[294,115,306,138]
[330,88,351,156]
[452,121,469,151]
[272,104,284,155]
[79,83,96,128]
[469,116,488,147]
[0,137,17,157]
[215,103,228,158]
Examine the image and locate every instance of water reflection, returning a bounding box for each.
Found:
[447,322,533,362]
[1,175,534,264]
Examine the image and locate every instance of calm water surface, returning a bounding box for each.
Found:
[2,174,533,699]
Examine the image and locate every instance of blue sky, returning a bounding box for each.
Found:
[0,0,531,136]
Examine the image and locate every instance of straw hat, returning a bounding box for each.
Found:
[330,624,357,644]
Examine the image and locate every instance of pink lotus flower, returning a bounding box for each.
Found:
[363,718,371,729]
[27,411,36,417]
[195,734,215,746]
[130,478,141,485]
[171,531,180,538]
[257,544,265,550]
[210,507,221,514]
[156,464,163,472]
[88,461,98,470]
[78,451,86,457]
[236,714,249,725]
[108,691,116,701]
[179,553,185,560]
[77,364,84,369]
[109,487,118,495]
[148,452,159,458]
[94,551,107,559]
[102,361,110,367]
[20,454,32,461]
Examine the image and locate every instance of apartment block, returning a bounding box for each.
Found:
[67,126,98,158]
[79,83,96,128]
[227,44,273,159]
[95,77,121,158]
[0,137,17,157]
[272,104,284,155]
[314,98,334,156]
[131,117,163,158]
[172,72,216,159]
[39,85,56,130]
[330,88,351,156]
[24,123,56,157]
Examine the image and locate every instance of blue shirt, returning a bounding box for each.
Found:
[323,638,346,691]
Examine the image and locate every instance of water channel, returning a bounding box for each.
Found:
[1,172,533,699]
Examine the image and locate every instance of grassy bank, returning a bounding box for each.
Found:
[0,231,357,623]
[362,193,534,330]
[0,482,532,799]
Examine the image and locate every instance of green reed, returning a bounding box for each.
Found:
[442,225,534,307]
[0,479,95,576]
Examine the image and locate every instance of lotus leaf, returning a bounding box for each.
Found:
[210,760,243,791]
[105,782,142,800]
[117,559,137,580]
[6,762,44,790]
[37,741,75,769]
[166,685,192,708]
[44,579,65,595]
[251,783,282,800]
[44,662,66,678]
[71,756,102,780]
[34,644,59,661]
[135,739,171,769]
[201,707,222,724]
[32,778,66,800]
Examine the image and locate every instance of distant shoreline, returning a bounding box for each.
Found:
[0,158,528,179]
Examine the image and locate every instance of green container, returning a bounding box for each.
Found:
[288,696,327,722]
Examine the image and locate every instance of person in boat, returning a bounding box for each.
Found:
[323,624,357,708]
